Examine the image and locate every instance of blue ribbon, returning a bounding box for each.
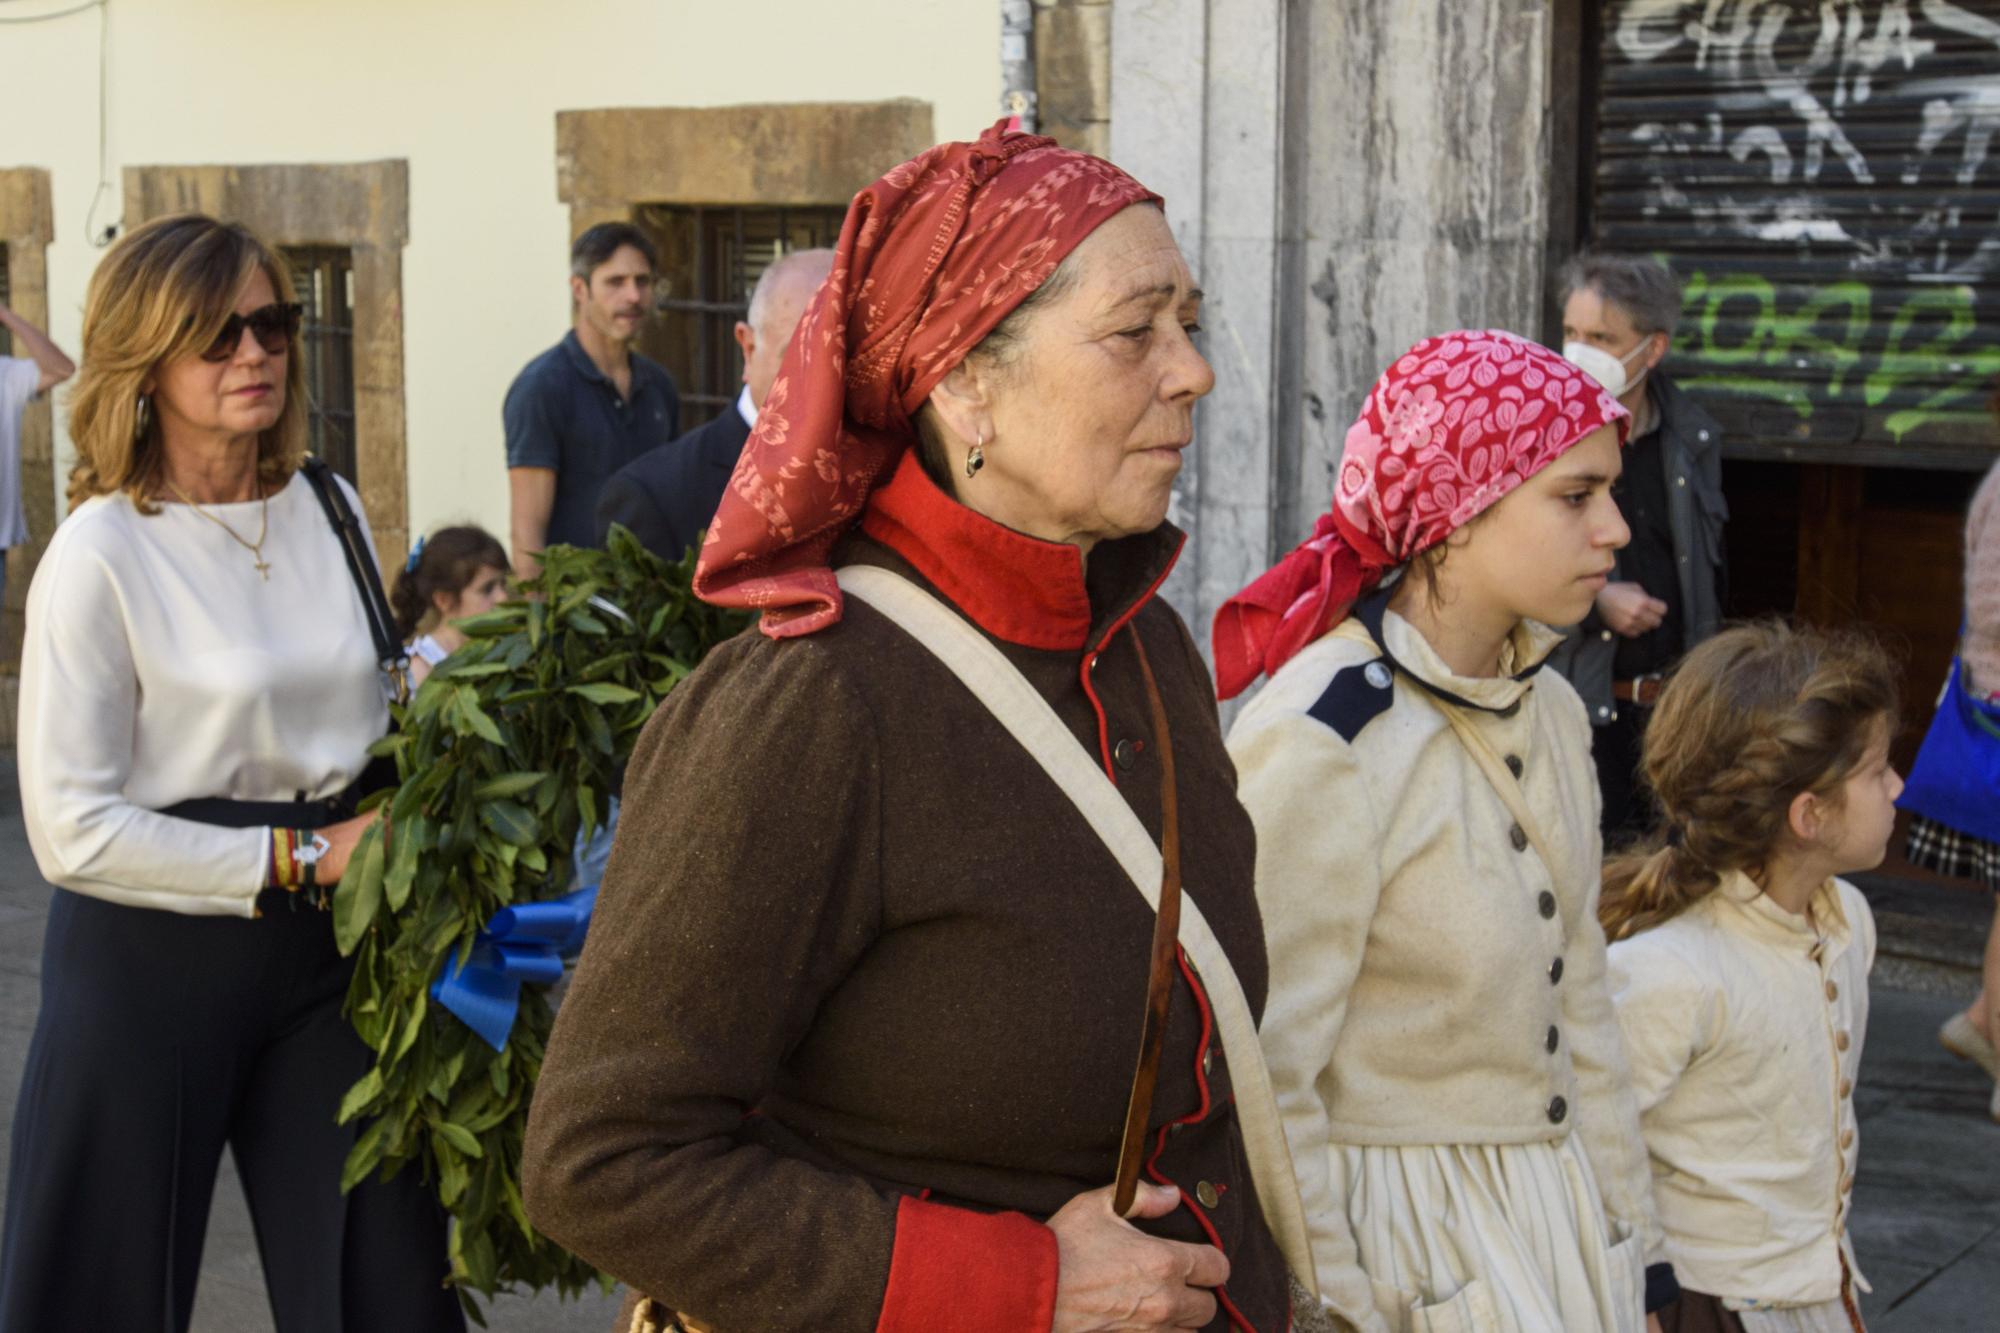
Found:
[430,885,597,1051]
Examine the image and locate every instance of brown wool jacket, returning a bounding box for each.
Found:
[522,454,1291,1333]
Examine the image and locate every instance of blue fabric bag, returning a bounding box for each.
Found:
[1898,654,2000,845]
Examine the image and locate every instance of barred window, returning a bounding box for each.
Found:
[636,205,845,428]
[281,247,358,482]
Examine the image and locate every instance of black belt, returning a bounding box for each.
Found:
[159,773,377,831]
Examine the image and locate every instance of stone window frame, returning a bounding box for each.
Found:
[123,160,411,575]
[555,97,935,285]
[0,168,54,671]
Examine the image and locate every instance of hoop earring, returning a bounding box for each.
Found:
[133,393,152,441]
[964,430,986,478]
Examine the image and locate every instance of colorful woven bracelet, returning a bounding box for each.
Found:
[270,827,298,890]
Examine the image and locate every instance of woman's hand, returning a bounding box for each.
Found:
[312,809,382,885]
[1049,1182,1229,1332]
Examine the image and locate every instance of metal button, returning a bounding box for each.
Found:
[1538,891,1557,920]
[1699,429,1710,441]
[1547,1096,1568,1124]
[1546,1025,1560,1054]
[1114,740,1138,771]
[1510,824,1529,852]
[1676,475,1687,487]
[1195,1180,1220,1209]
[1549,956,1565,985]
[1825,980,1839,1001]
[1596,704,1611,718]
[1364,661,1392,690]
[1836,1030,1850,1051]
[1600,630,1613,643]
[1505,754,1524,778]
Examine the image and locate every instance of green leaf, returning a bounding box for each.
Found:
[383,813,430,913]
[333,822,387,956]
[472,771,547,801]
[436,1120,484,1158]
[453,688,505,745]
[566,682,640,705]
[337,1067,384,1124]
[477,800,538,848]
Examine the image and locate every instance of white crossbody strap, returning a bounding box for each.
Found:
[837,564,1318,1297]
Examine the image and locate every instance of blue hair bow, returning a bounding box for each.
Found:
[404,533,427,574]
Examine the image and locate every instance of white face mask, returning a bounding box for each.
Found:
[1562,338,1653,398]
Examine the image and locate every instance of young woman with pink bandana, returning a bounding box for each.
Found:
[1216,331,1675,1333]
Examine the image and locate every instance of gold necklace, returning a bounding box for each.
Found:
[164,478,272,581]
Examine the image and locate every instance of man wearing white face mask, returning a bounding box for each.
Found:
[1548,252,1728,844]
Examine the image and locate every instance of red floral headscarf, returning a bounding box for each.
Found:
[1212,329,1631,700]
[692,120,1161,637]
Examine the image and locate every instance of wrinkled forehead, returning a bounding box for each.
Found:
[1072,206,1199,313]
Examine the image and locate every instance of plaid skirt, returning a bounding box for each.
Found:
[1906,814,2000,892]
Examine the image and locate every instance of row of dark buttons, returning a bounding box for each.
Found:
[1505,753,1569,1125]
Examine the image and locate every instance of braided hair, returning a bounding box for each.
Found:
[1599,620,1899,942]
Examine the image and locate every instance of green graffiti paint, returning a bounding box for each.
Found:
[1674,271,2000,442]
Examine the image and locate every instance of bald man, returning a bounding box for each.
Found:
[596,247,835,564]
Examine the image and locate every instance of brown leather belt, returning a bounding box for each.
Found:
[1611,673,1665,708]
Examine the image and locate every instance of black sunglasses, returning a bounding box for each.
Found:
[200,302,304,362]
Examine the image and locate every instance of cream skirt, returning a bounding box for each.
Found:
[1336,1134,1646,1333]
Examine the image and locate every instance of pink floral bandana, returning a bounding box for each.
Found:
[1212,329,1629,700]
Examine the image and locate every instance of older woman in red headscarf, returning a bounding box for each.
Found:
[1218,331,1675,1333]
[523,126,1308,1333]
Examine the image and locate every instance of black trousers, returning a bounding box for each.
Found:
[0,887,464,1333]
[1593,705,1658,851]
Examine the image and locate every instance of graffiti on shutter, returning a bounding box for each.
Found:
[1591,0,2000,468]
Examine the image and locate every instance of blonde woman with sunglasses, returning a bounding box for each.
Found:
[0,214,461,1332]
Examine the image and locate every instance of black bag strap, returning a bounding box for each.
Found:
[300,457,407,688]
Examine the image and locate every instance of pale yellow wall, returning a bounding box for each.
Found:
[0,0,998,549]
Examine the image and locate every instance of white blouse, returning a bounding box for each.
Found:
[19,471,389,917]
[1608,873,1874,1308]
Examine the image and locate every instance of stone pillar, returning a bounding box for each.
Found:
[1036,0,1114,158]
[1110,0,1561,668]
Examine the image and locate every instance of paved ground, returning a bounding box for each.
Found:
[0,750,1991,1330]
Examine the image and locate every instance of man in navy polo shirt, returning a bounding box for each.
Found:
[505,222,681,577]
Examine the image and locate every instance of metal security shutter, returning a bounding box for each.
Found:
[1587,1,2000,470]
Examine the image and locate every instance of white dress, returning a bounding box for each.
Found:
[1231,604,1655,1333]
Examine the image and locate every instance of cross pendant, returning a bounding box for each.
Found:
[254,558,270,581]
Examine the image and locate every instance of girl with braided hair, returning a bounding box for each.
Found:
[1603,621,1902,1333]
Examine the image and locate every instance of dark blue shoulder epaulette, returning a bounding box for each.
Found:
[1304,657,1396,743]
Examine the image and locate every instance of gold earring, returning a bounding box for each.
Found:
[964,430,986,478]
[133,393,152,441]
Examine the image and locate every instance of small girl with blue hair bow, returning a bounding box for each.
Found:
[391,524,509,689]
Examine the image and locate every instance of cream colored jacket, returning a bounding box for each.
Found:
[1230,608,1661,1330]
[1609,874,1873,1307]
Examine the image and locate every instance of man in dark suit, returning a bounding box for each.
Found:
[598,248,834,564]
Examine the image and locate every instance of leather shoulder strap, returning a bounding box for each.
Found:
[836,563,1318,1298]
[301,458,408,692]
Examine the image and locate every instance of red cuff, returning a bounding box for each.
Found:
[876,1195,1058,1333]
